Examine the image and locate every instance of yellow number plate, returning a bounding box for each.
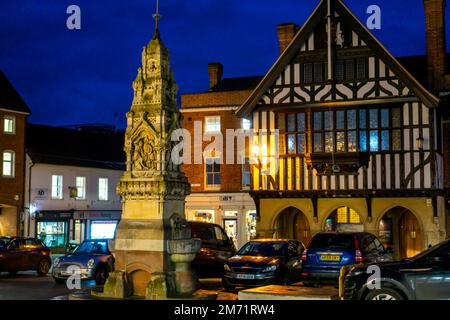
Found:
[320,255,341,261]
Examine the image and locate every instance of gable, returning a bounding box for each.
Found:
[236,0,439,118]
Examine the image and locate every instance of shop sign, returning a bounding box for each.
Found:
[74,211,121,220]
[36,211,73,220]
[34,188,49,201]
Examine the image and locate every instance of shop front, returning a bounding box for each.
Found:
[185,193,257,250]
[73,211,121,242]
[35,211,73,252]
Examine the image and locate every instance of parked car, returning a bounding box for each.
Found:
[189,222,236,278]
[0,237,52,276]
[222,239,305,290]
[341,238,450,300]
[300,232,393,285]
[52,239,114,285]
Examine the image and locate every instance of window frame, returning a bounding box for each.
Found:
[205,116,221,133]
[2,150,15,177]
[75,176,87,200]
[205,157,221,189]
[51,175,63,200]
[3,115,16,135]
[98,177,109,201]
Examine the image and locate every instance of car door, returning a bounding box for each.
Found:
[413,242,450,300]
[5,239,26,271]
[23,239,41,269]
[213,225,235,268]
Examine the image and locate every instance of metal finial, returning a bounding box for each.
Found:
[152,0,162,33]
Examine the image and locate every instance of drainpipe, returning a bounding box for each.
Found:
[27,160,35,237]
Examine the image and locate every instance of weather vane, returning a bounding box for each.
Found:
[153,0,162,32]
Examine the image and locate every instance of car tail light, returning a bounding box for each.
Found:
[301,249,308,262]
[354,238,364,263]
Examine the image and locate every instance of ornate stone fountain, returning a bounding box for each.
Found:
[95,13,201,299]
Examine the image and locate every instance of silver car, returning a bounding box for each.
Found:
[52,239,114,285]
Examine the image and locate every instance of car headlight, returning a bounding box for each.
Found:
[54,258,60,267]
[87,259,95,268]
[262,265,278,273]
[224,264,231,272]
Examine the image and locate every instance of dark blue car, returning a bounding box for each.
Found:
[52,239,114,285]
[300,232,393,285]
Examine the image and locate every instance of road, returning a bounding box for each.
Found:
[0,271,100,300]
[0,272,237,300]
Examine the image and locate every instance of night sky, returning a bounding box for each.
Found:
[1,0,449,128]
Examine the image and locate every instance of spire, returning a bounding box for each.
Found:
[152,0,162,39]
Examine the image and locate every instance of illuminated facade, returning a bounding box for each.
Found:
[235,0,449,258]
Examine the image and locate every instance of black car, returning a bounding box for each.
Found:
[300,232,393,285]
[222,239,305,290]
[341,239,450,300]
[0,237,52,276]
[189,222,236,278]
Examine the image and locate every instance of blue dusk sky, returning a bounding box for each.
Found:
[0,0,449,128]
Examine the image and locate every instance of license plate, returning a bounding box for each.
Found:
[236,274,255,280]
[320,255,341,262]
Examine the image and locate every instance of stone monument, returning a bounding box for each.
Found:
[99,3,201,299]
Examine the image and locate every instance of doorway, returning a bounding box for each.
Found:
[379,207,423,259]
[274,207,311,245]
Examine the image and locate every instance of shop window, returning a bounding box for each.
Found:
[205,157,221,187]
[51,175,63,199]
[98,178,109,201]
[90,221,118,240]
[3,116,15,134]
[37,221,67,248]
[205,116,221,133]
[76,176,86,200]
[2,151,15,177]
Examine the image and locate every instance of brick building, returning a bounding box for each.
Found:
[180,64,261,248]
[0,70,31,236]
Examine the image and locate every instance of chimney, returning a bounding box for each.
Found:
[277,23,299,54]
[208,62,223,89]
[423,0,447,93]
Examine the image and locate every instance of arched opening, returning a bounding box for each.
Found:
[324,207,364,232]
[379,207,424,259]
[273,207,311,245]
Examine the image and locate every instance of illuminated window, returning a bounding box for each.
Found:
[98,178,108,201]
[287,135,296,154]
[3,116,15,134]
[242,157,251,189]
[76,177,86,200]
[51,175,63,199]
[2,151,15,177]
[336,207,361,224]
[242,118,252,130]
[205,116,221,133]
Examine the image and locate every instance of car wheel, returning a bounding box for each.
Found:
[221,278,235,291]
[37,259,51,276]
[95,265,109,285]
[365,288,404,301]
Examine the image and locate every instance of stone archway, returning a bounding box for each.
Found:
[323,206,364,232]
[378,206,424,259]
[273,207,311,245]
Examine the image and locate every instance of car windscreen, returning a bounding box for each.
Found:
[238,242,287,257]
[308,234,355,250]
[74,241,108,254]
